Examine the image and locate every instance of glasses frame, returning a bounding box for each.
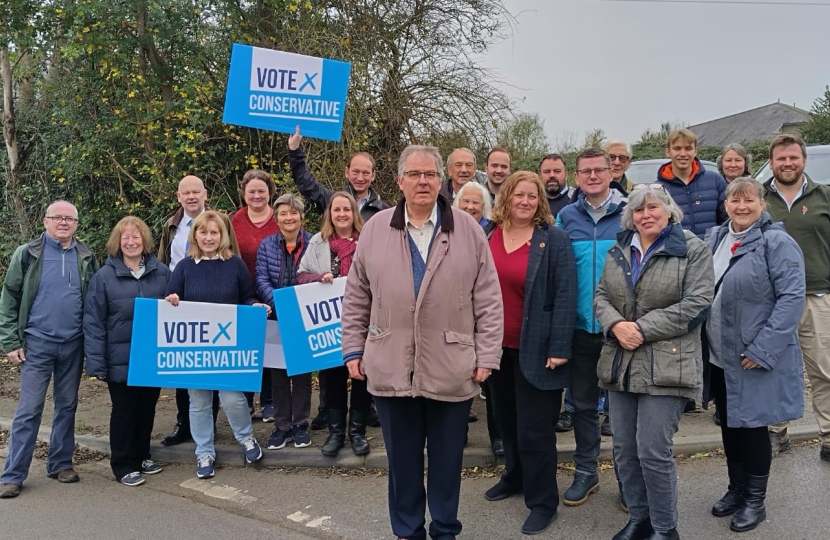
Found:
[45,216,79,224]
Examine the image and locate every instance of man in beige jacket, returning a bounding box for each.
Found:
[341,145,503,540]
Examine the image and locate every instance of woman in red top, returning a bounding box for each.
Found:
[230,169,280,420]
[484,171,577,535]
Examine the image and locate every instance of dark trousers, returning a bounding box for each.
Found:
[270,368,312,430]
[322,366,371,413]
[317,373,327,412]
[710,365,772,475]
[481,382,501,442]
[374,396,472,540]
[244,368,274,409]
[175,387,219,428]
[489,347,562,515]
[570,329,603,476]
[107,382,160,479]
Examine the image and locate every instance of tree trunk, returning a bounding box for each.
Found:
[1,46,29,238]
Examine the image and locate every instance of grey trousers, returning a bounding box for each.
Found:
[608,391,687,532]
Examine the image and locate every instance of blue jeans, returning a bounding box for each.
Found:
[1,336,83,485]
[609,391,687,532]
[189,389,253,460]
[563,388,606,414]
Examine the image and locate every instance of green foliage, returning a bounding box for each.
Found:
[495,113,550,172]
[802,86,830,144]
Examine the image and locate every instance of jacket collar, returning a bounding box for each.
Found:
[707,212,780,256]
[574,189,627,219]
[658,158,704,185]
[108,254,160,277]
[390,194,455,232]
[616,222,688,258]
[346,184,385,210]
[763,173,817,198]
[166,204,212,229]
[27,232,92,259]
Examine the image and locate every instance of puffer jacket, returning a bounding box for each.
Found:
[705,213,805,428]
[83,254,171,382]
[594,223,714,399]
[657,158,728,238]
[255,230,312,316]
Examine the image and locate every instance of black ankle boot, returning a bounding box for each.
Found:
[730,474,768,532]
[647,529,679,540]
[712,460,746,517]
[321,409,346,457]
[311,409,329,431]
[348,409,371,456]
[613,519,653,540]
[161,422,192,446]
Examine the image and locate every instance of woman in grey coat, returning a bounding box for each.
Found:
[296,192,370,457]
[595,185,714,540]
[704,177,805,533]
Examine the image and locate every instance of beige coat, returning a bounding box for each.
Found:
[341,197,503,402]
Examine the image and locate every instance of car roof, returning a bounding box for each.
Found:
[806,144,830,154]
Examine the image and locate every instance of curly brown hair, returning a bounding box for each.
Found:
[491,171,554,229]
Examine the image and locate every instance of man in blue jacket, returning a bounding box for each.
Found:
[657,129,727,239]
[556,148,627,507]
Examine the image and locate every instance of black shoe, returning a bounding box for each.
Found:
[820,445,830,462]
[563,473,600,506]
[348,409,371,456]
[730,474,768,532]
[485,480,521,501]
[613,519,654,540]
[311,409,329,431]
[619,482,628,512]
[161,423,192,446]
[601,415,613,437]
[321,409,346,457]
[555,411,573,432]
[647,529,680,540]
[521,510,556,535]
[491,438,505,457]
[713,409,721,426]
[367,404,381,428]
[712,461,746,517]
[683,399,696,413]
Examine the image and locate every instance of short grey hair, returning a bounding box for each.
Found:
[621,187,684,231]
[397,145,446,182]
[726,177,764,201]
[273,193,305,217]
[602,139,632,156]
[45,200,79,219]
[447,147,477,168]
[454,181,493,220]
[717,143,752,177]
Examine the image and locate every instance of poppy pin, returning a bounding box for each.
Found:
[540,242,545,248]
[803,205,808,215]
[731,241,741,254]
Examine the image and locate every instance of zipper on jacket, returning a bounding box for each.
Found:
[592,222,598,333]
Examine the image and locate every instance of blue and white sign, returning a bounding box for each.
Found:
[222,44,352,142]
[127,298,267,392]
[272,278,347,376]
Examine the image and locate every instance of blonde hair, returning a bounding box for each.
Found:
[491,171,554,228]
[666,129,697,148]
[187,211,233,260]
[320,192,364,241]
[106,216,155,257]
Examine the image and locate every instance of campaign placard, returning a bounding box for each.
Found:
[222,44,352,142]
[127,298,267,391]
[272,278,347,376]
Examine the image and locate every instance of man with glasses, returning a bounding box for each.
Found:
[0,201,99,498]
[657,129,727,239]
[540,153,572,218]
[602,139,634,194]
[442,148,477,201]
[288,125,389,221]
[157,175,239,446]
[556,149,627,508]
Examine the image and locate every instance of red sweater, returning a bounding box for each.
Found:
[489,226,530,350]
[230,207,280,278]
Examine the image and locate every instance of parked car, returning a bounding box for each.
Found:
[626,159,720,185]
[754,144,830,185]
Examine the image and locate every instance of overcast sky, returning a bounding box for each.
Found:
[481,0,829,148]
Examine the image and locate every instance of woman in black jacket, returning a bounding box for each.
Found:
[84,216,171,487]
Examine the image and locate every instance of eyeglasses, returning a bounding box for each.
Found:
[576,167,610,177]
[404,171,439,180]
[459,198,483,207]
[608,154,631,163]
[45,216,79,224]
[631,183,666,192]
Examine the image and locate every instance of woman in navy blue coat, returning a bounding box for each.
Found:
[705,178,805,533]
[84,216,171,487]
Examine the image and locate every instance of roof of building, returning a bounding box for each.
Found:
[688,102,810,146]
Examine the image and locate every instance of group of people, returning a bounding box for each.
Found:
[0,127,827,540]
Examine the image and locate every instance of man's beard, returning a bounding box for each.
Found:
[775,169,803,186]
[545,181,563,197]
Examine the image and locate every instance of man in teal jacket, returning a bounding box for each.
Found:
[0,201,98,499]
[556,148,627,507]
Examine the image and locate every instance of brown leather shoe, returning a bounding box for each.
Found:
[50,469,80,483]
[0,483,21,498]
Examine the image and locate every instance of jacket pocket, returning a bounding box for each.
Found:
[363,330,409,393]
[651,338,700,389]
[597,343,621,385]
[419,330,477,398]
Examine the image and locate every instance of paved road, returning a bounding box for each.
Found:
[2,442,828,539]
